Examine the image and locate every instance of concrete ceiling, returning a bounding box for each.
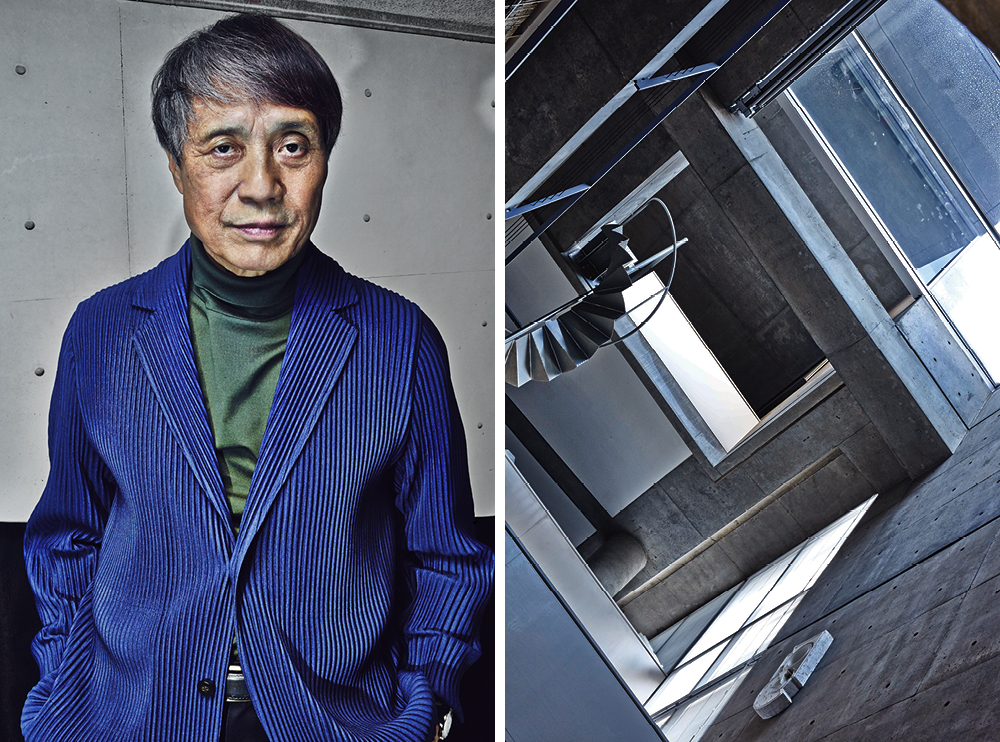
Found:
[131,0,494,41]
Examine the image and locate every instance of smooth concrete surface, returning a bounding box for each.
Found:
[0,0,130,522]
[894,296,991,427]
[506,455,667,700]
[506,531,668,742]
[592,380,906,637]
[706,390,1000,742]
[619,448,881,636]
[133,0,493,41]
[1,0,494,520]
[587,532,649,597]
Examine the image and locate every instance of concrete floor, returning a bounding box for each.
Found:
[707,386,1000,741]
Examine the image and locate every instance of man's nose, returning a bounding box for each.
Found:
[238,149,283,203]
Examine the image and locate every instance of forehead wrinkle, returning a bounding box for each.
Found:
[187,103,319,147]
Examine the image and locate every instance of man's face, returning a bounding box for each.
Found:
[168,97,328,276]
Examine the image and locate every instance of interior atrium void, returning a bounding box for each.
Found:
[505,0,1000,740]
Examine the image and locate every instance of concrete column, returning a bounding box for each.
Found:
[587,532,648,596]
[692,91,968,476]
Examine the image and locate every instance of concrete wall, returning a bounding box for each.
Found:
[575,84,989,637]
[604,375,908,636]
[707,389,1000,741]
[0,0,495,521]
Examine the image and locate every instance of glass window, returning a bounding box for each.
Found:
[787,0,1000,381]
[624,274,759,450]
[644,497,875,738]
[791,34,987,284]
[859,0,1000,228]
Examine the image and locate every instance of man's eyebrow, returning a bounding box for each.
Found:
[270,120,320,136]
[196,124,251,142]
[194,120,318,142]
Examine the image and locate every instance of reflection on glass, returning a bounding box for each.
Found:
[646,643,726,712]
[653,586,738,673]
[860,0,1000,228]
[791,35,986,284]
[747,513,855,622]
[701,597,803,687]
[929,234,1000,378]
[659,670,750,742]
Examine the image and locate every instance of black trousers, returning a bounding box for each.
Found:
[221,702,270,742]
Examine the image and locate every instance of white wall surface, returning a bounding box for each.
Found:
[0,0,494,520]
[504,431,596,546]
[505,233,691,517]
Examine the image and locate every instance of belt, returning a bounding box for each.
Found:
[225,665,251,703]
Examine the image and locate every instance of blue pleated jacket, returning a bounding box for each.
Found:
[22,241,493,742]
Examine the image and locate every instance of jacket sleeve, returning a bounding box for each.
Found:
[393,315,493,722]
[23,312,114,720]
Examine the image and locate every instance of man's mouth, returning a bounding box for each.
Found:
[231,221,289,239]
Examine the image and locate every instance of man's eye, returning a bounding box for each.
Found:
[283,141,306,155]
[213,144,235,155]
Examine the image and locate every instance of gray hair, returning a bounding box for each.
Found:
[151,13,342,164]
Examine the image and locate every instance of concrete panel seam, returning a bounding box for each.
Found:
[618,449,841,608]
[772,518,1000,655]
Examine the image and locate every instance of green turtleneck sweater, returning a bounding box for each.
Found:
[187,235,308,534]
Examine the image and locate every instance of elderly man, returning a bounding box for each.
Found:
[21,14,491,742]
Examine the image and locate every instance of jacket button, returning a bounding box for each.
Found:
[197,678,215,697]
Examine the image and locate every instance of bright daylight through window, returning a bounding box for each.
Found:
[643,497,875,742]
[786,0,1000,381]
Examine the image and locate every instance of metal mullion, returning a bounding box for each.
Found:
[735,0,885,116]
[685,549,799,664]
[650,657,757,723]
[659,585,742,678]
[643,585,743,705]
[745,521,842,623]
[791,30,999,385]
[505,0,581,80]
[646,587,806,718]
[651,558,805,708]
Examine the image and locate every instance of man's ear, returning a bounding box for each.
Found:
[167,153,184,195]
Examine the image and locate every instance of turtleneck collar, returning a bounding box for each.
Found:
[189,234,309,320]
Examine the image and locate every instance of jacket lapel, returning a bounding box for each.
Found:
[233,249,359,569]
[131,243,231,531]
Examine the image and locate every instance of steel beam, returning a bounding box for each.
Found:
[505,0,796,266]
